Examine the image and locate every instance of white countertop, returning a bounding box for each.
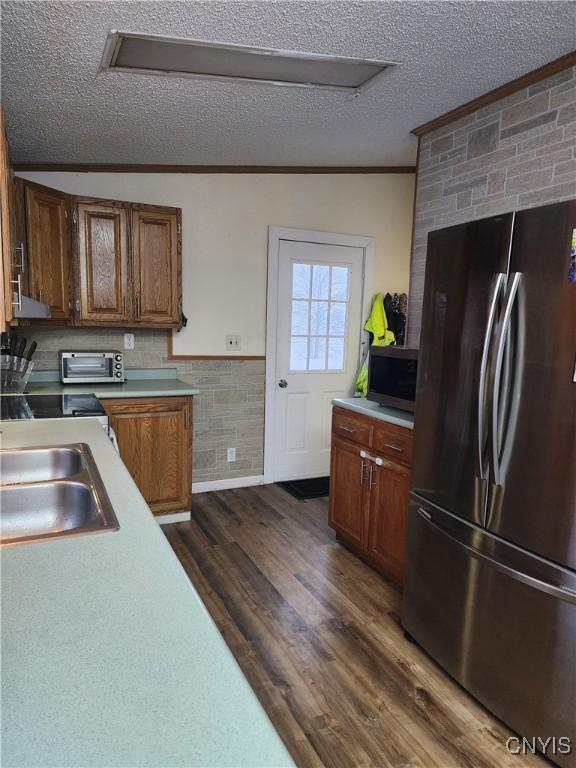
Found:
[332,397,414,430]
[0,419,293,768]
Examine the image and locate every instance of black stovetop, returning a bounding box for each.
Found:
[0,393,105,421]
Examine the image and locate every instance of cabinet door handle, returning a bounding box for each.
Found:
[136,296,140,317]
[11,274,22,310]
[339,425,355,433]
[383,442,403,453]
[123,296,128,316]
[369,463,377,489]
[14,241,26,272]
[360,458,366,484]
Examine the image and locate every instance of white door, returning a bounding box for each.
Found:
[271,238,364,481]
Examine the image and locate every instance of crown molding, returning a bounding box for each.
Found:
[412,50,576,137]
[14,163,416,174]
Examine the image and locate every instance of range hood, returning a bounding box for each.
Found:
[12,281,51,319]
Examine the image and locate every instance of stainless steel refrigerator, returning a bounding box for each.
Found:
[402,200,576,767]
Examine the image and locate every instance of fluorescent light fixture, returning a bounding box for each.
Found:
[101,31,396,92]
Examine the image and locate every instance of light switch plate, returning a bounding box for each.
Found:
[227,447,236,462]
[124,333,135,350]
[226,334,241,351]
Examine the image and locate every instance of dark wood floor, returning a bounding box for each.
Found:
[164,485,543,768]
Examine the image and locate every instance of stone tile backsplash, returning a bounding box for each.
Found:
[24,326,265,483]
[408,65,576,346]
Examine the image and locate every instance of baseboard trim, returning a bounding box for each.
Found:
[192,475,266,493]
[156,511,191,525]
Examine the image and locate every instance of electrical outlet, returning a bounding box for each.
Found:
[124,333,135,350]
[227,447,236,462]
[226,334,241,351]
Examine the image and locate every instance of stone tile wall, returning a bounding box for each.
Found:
[24,327,264,483]
[408,65,576,346]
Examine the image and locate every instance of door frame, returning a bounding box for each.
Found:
[264,226,374,484]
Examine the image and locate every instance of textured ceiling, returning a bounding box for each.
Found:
[1,1,575,166]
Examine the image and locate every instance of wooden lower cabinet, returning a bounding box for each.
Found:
[329,437,369,549]
[365,458,411,583]
[103,396,192,515]
[329,406,412,585]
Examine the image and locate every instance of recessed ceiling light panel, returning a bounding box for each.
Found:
[101,31,397,92]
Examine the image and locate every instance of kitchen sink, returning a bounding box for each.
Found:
[1,482,102,539]
[1,446,84,485]
[0,444,119,546]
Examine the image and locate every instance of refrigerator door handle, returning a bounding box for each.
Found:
[477,273,506,481]
[416,506,576,604]
[489,272,522,487]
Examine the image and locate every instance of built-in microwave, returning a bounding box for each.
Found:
[367,346,418,412]
[60,351,125,384]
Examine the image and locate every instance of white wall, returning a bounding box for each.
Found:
[18,172,415,356]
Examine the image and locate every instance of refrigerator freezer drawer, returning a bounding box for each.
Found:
[402,498,576,767]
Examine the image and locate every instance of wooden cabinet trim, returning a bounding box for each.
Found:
[103,395,191,412]
[73,196,180,215]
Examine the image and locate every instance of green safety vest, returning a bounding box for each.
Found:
[355,293,396,397]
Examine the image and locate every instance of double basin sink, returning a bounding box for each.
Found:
[0,444,119,546]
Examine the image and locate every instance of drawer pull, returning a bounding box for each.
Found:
[338,425,355,433]
[383,442,403,453]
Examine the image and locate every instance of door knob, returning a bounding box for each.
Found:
[278,379,288,388]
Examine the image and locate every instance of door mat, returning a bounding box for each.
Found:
[278,476,330,500]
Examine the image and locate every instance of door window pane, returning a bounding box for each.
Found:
[291,300,309,335]
[311,265,330,299]
[309,337,327,370]
[290,337,308,370]
[310,301,328,335]
[292,263,311,298]
[328,337,345,370]
[329,302,347,336]
[331,266,349,300]
[288,262,352,372]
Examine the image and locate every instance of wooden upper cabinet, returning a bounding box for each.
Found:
[131,207,180,325]
[25,182,70,321]
[76,201,130,324]
[72,200,182,328]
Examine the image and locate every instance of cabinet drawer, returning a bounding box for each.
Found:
[373,421,413,465]
[332,407,373,446]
